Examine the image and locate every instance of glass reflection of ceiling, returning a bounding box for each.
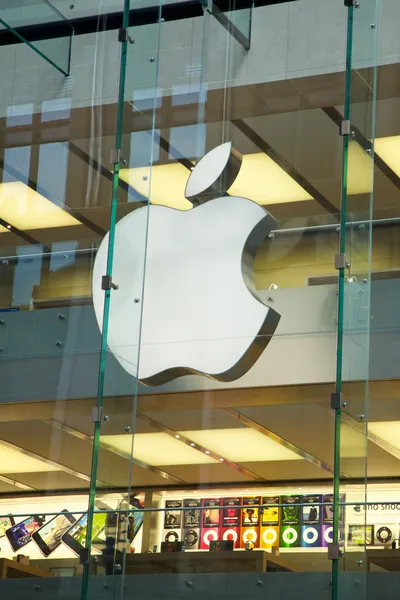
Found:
[0,182,82,231]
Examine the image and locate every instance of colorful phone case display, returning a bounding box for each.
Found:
[183,499,201,549]
[200,499,221,549]
[280,496,301,548]
[301,495,322,548]
[240,497,260,548]
[163,500,182,544]
[260,496,280,548]
[221,497,241,548]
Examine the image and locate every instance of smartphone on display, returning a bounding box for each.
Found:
[6,515,44,552]
[31,510,77,557]
[0,516,15,538]
[61,512,107,556]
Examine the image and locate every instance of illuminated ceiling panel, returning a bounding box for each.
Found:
[0,182,81,230]
[120,152,315,209]
[0,442,59,474]
[375,136,400,177]
[181,429,303,462]
[229,153,312,204]
[340,423,367,458]
[102,433,218,466]
[347,142,374,195]
[119,164,193,211]
[369,421,400,450]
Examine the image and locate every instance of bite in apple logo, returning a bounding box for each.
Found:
[92,142,281,386]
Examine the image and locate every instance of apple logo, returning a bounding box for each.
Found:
[92,142,281,386]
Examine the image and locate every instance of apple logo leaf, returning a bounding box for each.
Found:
[92,142,281,387]
[185,141,242,205]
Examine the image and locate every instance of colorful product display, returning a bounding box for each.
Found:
[240,497,260,549]
[200,499,221,549]
[280,496,301,548]
[260,496,280,549]
[301,495,322,548]
[183,499,201,549]
[163,500,182,544]
[163,493,351,550]
[221,497,241,548]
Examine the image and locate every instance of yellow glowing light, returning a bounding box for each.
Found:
[102,433,218,466]
[119,164,193,210]
[0,182,81,230]
[179,429,303,462]
[229,153,313,205]
[375,136,400,177]
[0,442,59,474]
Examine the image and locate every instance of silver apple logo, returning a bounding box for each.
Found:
[92,142,281,386]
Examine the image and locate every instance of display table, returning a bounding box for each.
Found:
[0,558,53,579]
[123,550,299,575]
[367,549,400,571]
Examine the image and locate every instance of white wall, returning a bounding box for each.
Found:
[2,0,399,120]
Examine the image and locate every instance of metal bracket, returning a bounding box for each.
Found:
[110,149,127,166]
[79,548,90,565]
[118,28,135,44]
[340,120,351,136]
[101,275,119,291]
[328,543,340,560]
[330,392,343,410]
[92,407,102,423]
[335,253,349,270]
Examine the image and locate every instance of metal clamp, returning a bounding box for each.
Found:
[330,392,344,410]
[79,548,90,565]
[328,543,340,560]
[335,253,349,270]
[118,28,135,44]
[110,149,127,166]
[101,275,119,291]
[92,407,102,423]
[340,120,351,136]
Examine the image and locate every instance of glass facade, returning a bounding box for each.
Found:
[2,0,400,598]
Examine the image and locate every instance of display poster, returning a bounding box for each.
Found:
[347,524,374,547]
[280,496,301,548]
[163,500,182,543]
[240,497,260,548]
[221,497,241,548]
[322,494,345,547]
[301,495,322,547]
[260,496,280,548]
[183,498,201,549]
[200,499,221,549]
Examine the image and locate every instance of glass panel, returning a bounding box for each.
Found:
[0,0,73,76]
[83,2,163,599]
[210,0,253,51]
[337,0,379,598]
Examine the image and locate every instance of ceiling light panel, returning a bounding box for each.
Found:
[0,182,81,230]
[102,433,218,466]
[347,142,373,195]
[119,164,193,211]
[369,421,400,450]
[375,136,400,177]
[120,152,316,209]
[229,153,313,205]
[0,441,59,474]
[181,429,303,462]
